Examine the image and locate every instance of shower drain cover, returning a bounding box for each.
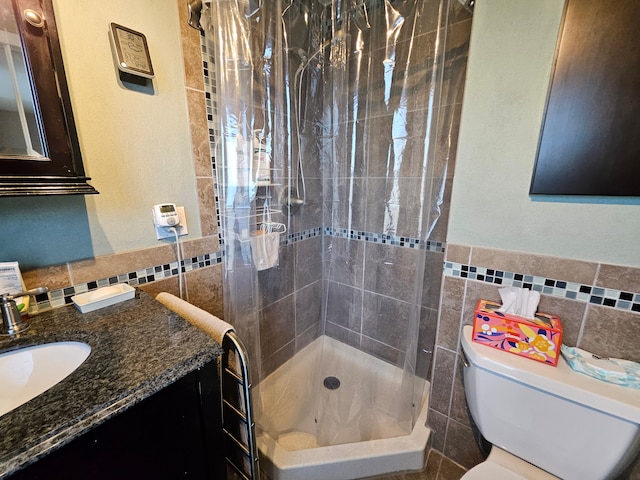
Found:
[323,376,341,390]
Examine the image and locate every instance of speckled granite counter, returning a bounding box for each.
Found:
[0,291,222,478]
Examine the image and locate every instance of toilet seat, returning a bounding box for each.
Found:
[461,460,527,480]
[461,447,560,480]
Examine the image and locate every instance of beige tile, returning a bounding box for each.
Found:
[596,264,640,293]
[448,357,470,426]
[181,235,220,258]
[415,0,443,36]
[437,276,465,350]
[69,236,217,293]
[439,20,471,109]
[69,245,175,284]
[436,454,467,480]
[140,275,179,299]
[196,177,219,237]
[423,450,443,480]
[140,264,223,317]
[23,264,71,291]
[423,250,446,310]
[187,89,213,177]
[536,295,586,346]
[462,280,500,326]
[434,104,463,179]
[428,179,453,244]
[260,295,295,359]
[470,247,598,285]
[185,264,224,318]
[430,347,457,415]
[448,3,473,27]
[427,409,448,452]
[261,339,295,379]
[442,418,484,470]
[178,0,205,91]
[580,305,640,363]
[445,244,470,265]
[295,321,320,353]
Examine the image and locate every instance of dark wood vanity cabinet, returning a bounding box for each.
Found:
[8,360,225,480]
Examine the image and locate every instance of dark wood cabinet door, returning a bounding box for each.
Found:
[8,360,225,480]
[530,0,640,196]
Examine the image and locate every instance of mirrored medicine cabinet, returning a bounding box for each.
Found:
[530,0,640,196]
[0,0,97,196]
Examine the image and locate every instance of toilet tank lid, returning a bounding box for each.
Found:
[461,325,640,424]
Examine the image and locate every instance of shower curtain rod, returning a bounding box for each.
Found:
[188,0,473,31]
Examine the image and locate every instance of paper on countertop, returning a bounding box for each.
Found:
[0,262,28,311]
[497,286,540,319]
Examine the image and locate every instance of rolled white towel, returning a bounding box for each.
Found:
[156,292,233,345]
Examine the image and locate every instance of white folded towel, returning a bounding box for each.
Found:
[156,292,233,345]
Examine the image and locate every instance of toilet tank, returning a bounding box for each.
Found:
[460,325,640,480]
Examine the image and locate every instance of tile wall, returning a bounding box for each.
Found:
[22,0,225,317]
[236,0,473,380]
[19,2,639,478]
[429,243,640,479]
[23,0,473,391]
[319,0,472,377]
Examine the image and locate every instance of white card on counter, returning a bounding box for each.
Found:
[0,262,28,309]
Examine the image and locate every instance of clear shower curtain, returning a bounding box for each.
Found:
[204,0,457,447]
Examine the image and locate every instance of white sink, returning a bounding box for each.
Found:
[0,342,91,417]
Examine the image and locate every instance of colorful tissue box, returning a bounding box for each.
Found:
[472,299,563,366]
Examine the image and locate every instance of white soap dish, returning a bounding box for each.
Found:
[72,284,136,313]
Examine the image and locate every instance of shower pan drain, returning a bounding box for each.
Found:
[323,376,341,390]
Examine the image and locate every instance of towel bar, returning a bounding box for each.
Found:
[220,331,260,480]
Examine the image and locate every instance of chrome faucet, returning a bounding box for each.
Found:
[0,287,48,336]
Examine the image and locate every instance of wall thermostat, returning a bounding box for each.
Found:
[152,203,180,227]
[109,22,155,79]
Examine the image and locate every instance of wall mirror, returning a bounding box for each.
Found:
[0,0,97,196]
[530,0,640,196]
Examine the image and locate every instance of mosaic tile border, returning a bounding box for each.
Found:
[34,234,640,316]
[34,227,443,313]
[325,227,446,252]
[281,226,323,245]
[444,261,640,314]
[34,252,223,313]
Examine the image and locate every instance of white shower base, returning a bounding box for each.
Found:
[255,335,431,480]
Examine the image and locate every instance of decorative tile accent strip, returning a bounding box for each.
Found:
[34,227,445,314]
[444,261,640,314]
[324,227,445,252]
[34,252,223,313]
[281,226,323,245]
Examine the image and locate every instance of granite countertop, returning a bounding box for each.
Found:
[0,290,222,478]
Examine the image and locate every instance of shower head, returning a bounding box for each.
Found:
[187,0,203,30]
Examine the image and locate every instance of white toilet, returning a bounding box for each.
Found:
[460,325,640,480]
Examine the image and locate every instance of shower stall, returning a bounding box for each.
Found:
[200,0,471,477]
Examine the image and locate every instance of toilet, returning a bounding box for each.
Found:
[460,325,640,480]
